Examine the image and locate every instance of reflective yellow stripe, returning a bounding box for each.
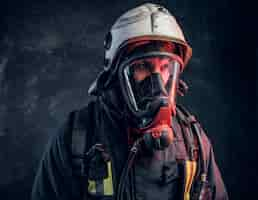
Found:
[103,161,114,195]
[88,180,96,194]
[184,160,197,200]
[88,161,114,196]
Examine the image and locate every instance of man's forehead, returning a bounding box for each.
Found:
[132,56,172,65]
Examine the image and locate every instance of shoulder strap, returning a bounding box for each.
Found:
[71,110,85,158]
[70,101,97,177]
[70,100,116,199]
[176,104,199,161]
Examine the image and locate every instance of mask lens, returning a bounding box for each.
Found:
[129,60,152,82]
[123,55,181,112]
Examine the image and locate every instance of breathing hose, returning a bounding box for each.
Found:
[116,138,143,200]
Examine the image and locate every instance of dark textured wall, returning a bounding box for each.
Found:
[0,0,256,199]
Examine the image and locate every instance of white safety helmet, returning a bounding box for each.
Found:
[89,3,192,95]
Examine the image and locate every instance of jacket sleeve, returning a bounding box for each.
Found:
[207,145,229,200]
[199,124,229,200]
[31,114,83,200]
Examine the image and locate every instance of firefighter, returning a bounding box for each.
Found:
[31,3,228,200]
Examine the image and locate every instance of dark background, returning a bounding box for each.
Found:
[0,0,256,199]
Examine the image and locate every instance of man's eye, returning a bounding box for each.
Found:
[137,63,144,69]
[137,62,147,69]
[161,64,169,71]
[134,63,147,71]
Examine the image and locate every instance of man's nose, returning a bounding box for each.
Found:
[151,58,162,73]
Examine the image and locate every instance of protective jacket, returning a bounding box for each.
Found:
[31,88,228,200]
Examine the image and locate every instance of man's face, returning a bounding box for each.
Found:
[131,57,171,84]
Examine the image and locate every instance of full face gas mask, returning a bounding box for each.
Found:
[118,42,184,151]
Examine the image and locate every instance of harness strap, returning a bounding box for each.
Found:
[176,105,205,200]
[177,105,208,173]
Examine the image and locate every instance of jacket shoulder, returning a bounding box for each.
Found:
[176,104,212,155]
[67,100,99,176]
[68,100,97,129]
